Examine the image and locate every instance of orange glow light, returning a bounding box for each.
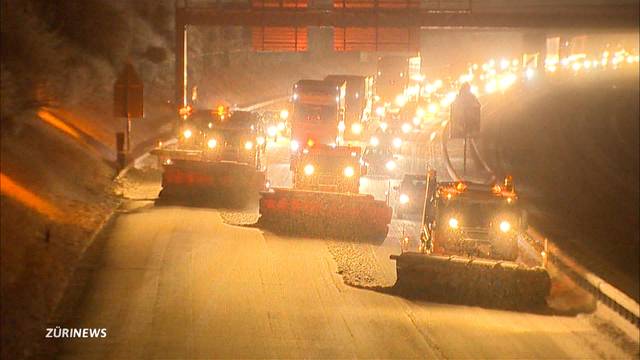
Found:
[38,109,80,139]
[179,105,193,117]
[0,173,63,220]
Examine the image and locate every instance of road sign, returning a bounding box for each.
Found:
[114,62,143,118]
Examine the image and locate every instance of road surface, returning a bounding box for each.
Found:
[55,142,633,359]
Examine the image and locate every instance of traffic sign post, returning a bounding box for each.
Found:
[449,95,481,175]
[114,62,143,161]
[116,132,125,170]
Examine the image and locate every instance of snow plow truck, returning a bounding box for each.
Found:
[258,144,392,242]
[391,170,551,308]
[152,108,267,205]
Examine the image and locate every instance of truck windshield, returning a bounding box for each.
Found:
[444,199,514,228]
[190,112,221,130]
[311,155,353,174]
[209,128,253,146]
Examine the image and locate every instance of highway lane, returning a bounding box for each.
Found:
[56,141,633,359]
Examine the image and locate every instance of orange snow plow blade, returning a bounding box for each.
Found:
[159,159,265,205]
[391,252,551,308]
[258,188,392,242]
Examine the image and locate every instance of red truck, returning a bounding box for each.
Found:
[290,80,346,169]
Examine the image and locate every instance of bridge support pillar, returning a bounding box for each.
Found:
[175,10,188,110]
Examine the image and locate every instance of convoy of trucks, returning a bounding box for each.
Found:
[151,56,551,307]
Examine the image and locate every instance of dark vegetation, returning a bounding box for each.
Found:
[1,1,176,358]
[1,0,177,124]
[482,72,640,301]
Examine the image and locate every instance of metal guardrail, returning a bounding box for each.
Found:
[550,251,640,327]
[522,230,640,328]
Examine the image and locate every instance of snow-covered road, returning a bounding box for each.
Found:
[56,142,634,359]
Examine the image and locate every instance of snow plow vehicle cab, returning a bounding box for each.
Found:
[422,173,526,261]
[391,170,550,308]
[258,144,392,242]
[154,108,267,205]
[293,144,361,193]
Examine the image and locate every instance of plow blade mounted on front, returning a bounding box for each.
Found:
[391,253,551,308]
[258,188,392,242]
[159,159,265,206]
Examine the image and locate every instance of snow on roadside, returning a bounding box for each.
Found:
[114,166,162,201]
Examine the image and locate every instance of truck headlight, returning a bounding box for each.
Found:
[267,126,277,137]
[392,137,402,148]
[304,164,315,176]
[375,106,385,117]
[401,123,412,134]
[399,194,409,204]
[338,121,346,132]
[207,139,217,149]
[351,123,362,134]
[370,136,380,147]
[244,141,254,150]
[291,140,299,151]
[385,160,396,171]
[183,129,192,139]
[449,217,459,229]
[499,220,511,233]
[343,166,355,178]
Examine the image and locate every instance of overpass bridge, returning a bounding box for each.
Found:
[174,0,639,104]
